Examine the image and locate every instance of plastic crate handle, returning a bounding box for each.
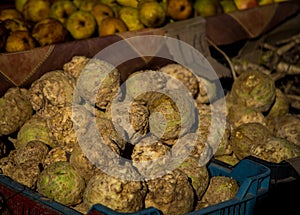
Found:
[87,204,161,215]
[233,159,271,200]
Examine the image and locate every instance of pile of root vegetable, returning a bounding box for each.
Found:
[0,42,299,214]
[212,32,300,165]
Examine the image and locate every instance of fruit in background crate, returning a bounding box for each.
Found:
[98,17,128,36]
[234,0,259,10]
[83,162,147,213]
[138,1,166,28]
[100,0,122,14]
[0,23,9,51]
[167,0,193,21]
[37,161,86,206]
[193,0,221,17]
[22,0,51,22]
[197,176,239,209]
[258,0,274,6]
[220,0,237,13]
[5,30,36,52]
[116,0,139,8]
[32,18,68,46]
[15,0,28,13]
[145,169,195,215]
[66,10,96,40]
[0,8,23,21]
[118,6,145,31]
[91,3,114,29]
[3,18,30,32]
[50,0,78,26]
[0,88,33,136]
[76,0,102,12]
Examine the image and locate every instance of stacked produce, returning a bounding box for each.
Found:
[0,48,299,214]
[0,0,289,53]
[214,67,300,165]
[216,31,300,165]
[0,55,237,214]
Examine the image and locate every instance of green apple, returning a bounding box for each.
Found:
[0,9,23,21]
[5,31,36,52]
[91,3,114,28]
[66,10,96,39]
[258,0,273,5]
[194,0,218,17]
[98,17,128,36]
[32,18,67,46]
[118,6,144,31]
[50,0,78,26]
[15,0,28,13]
[220,0,237,13]
[23,0,51,22]
[234,0,258,10]
[167,0,193,20]
[138,1,166,28]
[116,0,138,8]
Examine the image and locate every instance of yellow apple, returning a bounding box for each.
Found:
[220,0,237,13]
[258,0,273,5]
[98,17,128,36]
[194,0,218,17]
[15,0,28,13]
[234,0,259,10]
[66,10,97,40]
[167,0,193,20]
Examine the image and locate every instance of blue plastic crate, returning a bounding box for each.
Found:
[87,158,270,215]
[88,205,161,215]
[0,158,270,215]
[186,158,270,215]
